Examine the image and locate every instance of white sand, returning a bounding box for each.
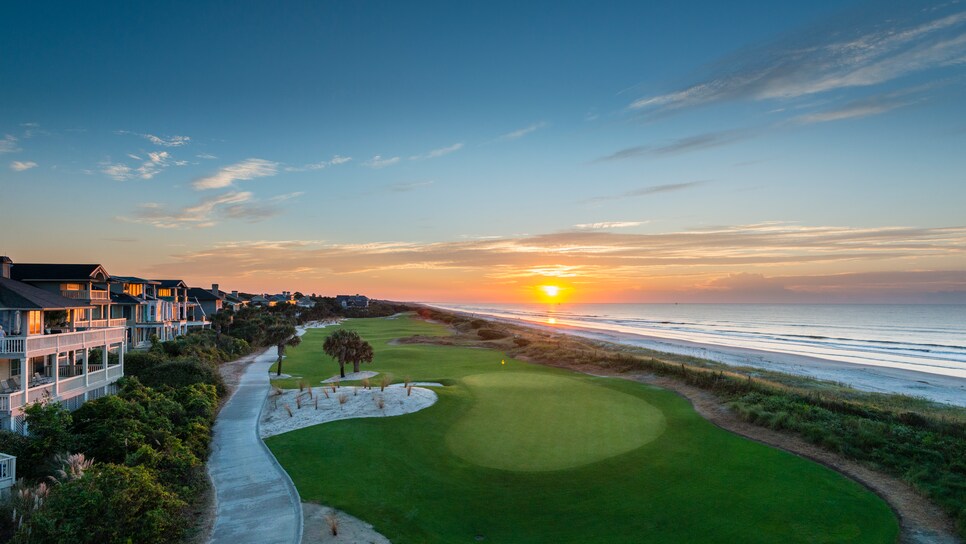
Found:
[322,370,378,383]
[301,502,390,544]
[260,384,438,438]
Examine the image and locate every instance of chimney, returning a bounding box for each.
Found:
[211,283,220,296]
[0,256,11,279]
[231,290,238,298]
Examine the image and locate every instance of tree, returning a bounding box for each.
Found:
[210,309,233,341]
[322,329,374,378]
[266,321,302,376]
[14,464,187,544]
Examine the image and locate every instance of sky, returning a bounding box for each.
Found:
[1,0,965,303]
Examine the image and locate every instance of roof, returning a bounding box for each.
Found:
[187,287,221,301]
[11,263,109,282]
[155,279,188,289]
[112,276,160,285]
[0,277,94,310]
[111,292,145,305]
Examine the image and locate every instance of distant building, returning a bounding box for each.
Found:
[296,296,316,308]
[335,295,369,309]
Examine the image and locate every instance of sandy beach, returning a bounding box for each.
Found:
[441,310,966,407]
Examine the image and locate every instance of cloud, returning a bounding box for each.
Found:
[118,191,260,228]
[585,181,709,203]
[0,135,20,154]
[116,130,190,147]
[10,161,37,171]
[192,158,278,190]
[574,221,645,230]
[388,180,434,192]
[270,191,305,202]
[410,143,463,160]
[629,4,966,114]
[151,223,966,295]
[499,121,548,140]
[284,155,352,172]
[596,130,750,161]
[363,155,401,169]
[197,153,217,160]
[100,151,172,181]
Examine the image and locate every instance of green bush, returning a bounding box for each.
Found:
[130,358,226,397]
[14,464,187,544]
[477,328,508,340]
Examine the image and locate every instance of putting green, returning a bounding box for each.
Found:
[446,372,666,471]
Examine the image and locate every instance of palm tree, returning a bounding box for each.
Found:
[323,329,374,378]
[211,310,233,342]
[266,321,302,376]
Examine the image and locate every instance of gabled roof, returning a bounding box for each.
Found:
[111,292,145,305]
[0,277,93,310]
[187,287,221,301]
[155,279,188,289]
[112,276,161,285]
[11,263,110,282]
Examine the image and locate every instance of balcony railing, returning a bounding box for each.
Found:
[0,327,125,357]
[60,290,110,301]
[71,318,128,329]
[0,362,122,413]
[0,453,15,492]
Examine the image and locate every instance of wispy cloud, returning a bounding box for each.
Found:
[270,191,305,202]
[597,130,750,162]
[629,4,966,114]
[585,181,709,204]
[363,155,401,169]
[118,191,261,229]
[388,180,435,192]
[116,130,191,147]
[197,153,217,160]
[574,221,645,230]
[192,158,278,190]
[0,135,20,154]
[284,155,351,172]
[10,161,37,171]
[499,121,548,140]
[100,151,172,181]
[410,143,463,160]
[152,223,966,301]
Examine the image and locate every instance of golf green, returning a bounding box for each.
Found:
[447,372,665,471]
[266,316,899,543]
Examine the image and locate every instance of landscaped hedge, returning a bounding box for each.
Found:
[0,330,232,543]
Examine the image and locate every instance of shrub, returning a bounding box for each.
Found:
[14,464,187,544]
[477,329,508,340]
[128,359,226,397]
[513,337,531,347]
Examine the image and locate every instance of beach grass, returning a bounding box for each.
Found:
[265,315,898,543]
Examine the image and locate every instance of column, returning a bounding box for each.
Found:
[82,347,89,387]
[18,358,27,409]
[119,341,125,378]
[52,353,59,397]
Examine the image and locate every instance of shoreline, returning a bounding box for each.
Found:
[432,306,966,407]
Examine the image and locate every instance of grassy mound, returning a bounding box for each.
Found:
[447,372,665,471]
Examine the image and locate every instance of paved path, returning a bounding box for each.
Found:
[208,347,302,544]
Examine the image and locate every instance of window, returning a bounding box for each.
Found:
[61,283,83,291]
[28,311,42,335]
[10,359,20,377]
[158,288,172,297]
[124,283,144,296]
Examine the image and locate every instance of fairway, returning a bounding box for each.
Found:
[267,315,899,543]
[447,372,665,471]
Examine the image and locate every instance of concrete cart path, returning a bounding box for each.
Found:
[208,346,302,544]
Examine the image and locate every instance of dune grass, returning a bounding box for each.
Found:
[266,315,898,543]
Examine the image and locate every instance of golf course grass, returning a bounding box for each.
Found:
[266,315,899,543]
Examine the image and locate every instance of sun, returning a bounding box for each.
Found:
[541,285,560,298]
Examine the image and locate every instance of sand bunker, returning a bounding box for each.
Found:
[260,383,439,438]
[322,370,378,383]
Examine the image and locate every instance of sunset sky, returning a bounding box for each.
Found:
[2,1,965,303]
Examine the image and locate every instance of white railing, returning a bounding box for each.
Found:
[109,318,128,327]
[73,319,108,328]
[107,365,123,380]
[0,328,125,357]
[0,453,15,492]
[60,290,109,301]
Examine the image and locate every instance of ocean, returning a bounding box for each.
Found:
[430,303,966,383]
